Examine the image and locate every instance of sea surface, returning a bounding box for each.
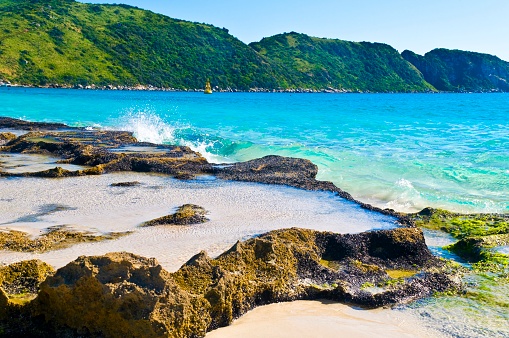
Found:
[2,87,507,213]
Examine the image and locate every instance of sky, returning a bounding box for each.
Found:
[79,0,509,61]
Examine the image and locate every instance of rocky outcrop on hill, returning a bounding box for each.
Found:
[402,49,509,92]
[0,227,462,337]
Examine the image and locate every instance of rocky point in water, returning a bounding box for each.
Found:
[0,227,461,337]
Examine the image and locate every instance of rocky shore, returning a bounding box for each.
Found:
[0,117,506,337]
[0,227,461,337]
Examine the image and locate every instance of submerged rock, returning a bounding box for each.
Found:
[23,227,460,337]
[0,117,70,131]
[143,204,209,226]
[411,207,509,272]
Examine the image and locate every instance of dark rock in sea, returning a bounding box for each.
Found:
[111,181,142,187]
[3,227,459,338]
[143,204,209,226]
[0,117,72,131]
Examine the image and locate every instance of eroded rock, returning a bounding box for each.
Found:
[26,227,461,337]
[0,226,130,253]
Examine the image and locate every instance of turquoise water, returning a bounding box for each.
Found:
[2,87,508,213]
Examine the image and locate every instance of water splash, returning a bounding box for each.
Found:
[116,109,176,145]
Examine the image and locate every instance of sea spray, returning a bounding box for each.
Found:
[116,109,177,145]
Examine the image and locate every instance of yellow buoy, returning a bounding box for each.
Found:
[204,79,212,94]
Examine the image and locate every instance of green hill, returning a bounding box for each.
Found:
[402,49,509,92]
[0,0,507,92]
[0,0,283,89]
[250,32,435,92]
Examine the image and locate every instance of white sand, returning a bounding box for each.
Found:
[0,172,397,271]
[206,300,444,338]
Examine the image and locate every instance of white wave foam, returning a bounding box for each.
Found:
[117,109,176,144]
[396,178,414,189]
[181,139,232,164]
[112,110,232,164]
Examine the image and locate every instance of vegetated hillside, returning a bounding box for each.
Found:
[0,0,283,89]
[402,49,509,92]
[250,32,435,92]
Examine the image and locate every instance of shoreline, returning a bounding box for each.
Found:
[2,83,506,94]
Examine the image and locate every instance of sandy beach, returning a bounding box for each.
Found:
[207,300,443,338]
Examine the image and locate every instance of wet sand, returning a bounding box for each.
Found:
[0,172,397,270]
[206,300,443,338]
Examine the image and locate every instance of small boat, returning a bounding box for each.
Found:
[204,79,212,94]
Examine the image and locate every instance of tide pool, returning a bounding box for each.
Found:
[2,87,508,213]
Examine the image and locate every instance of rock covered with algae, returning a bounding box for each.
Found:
[0,227,462,337]
[143,204,209,226]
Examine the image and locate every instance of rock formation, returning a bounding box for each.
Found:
[0,227,463,337]
[143,204,209,226]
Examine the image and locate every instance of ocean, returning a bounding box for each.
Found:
[2,87,508,214]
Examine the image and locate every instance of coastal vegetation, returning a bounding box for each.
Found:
[1,0,508,91]
[249,32,434,92]
[411,208,509,274]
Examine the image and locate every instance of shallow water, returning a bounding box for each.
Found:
[0,172,397,270]
[0,153,87,173]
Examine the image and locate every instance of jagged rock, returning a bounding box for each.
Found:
[30,228,461,338]
[0,132,16,145]
[0,260,55,295]
[143,204,209,226]
[0,260,55,332]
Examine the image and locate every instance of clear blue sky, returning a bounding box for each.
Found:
[79,0,509,61]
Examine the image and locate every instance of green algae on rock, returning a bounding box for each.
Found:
[0,132,16,146]
[14,227,460,338]
[143,204,209,227]
[0,260,55,337]
[411,207,509,275]
[0,226,130,253]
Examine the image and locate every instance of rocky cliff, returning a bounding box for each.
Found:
[402,49,509,92]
